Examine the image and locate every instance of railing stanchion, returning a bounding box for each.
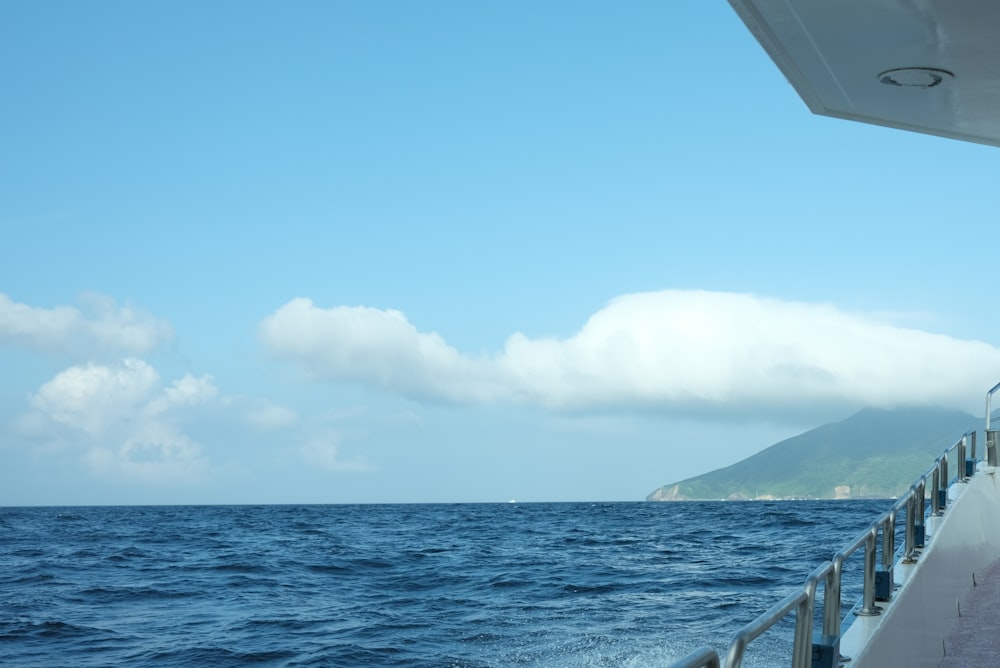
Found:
[932,466,943,516]
[903,489,917,563]
[917,478,926,524]
[882,512,895,571]
[939,457,949,510]
[793,574,820,668]
[958,437,967,482]
[857,527,882,616]
[986,384,1000,466]
[874,512,895,601]
[823,558,842,637]
[669,646,720,668]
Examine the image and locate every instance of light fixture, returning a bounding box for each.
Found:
[878,67,954,88]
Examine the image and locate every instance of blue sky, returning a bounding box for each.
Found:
[2,2,998,505]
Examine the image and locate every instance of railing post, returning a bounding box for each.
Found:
[882,512,895,569]
[823,559,842,637]
[936,457,949,512]
[958,438,967,482]
[987,382,1000,463]
[669,646,721,668]
[725,635,748,668]
[856,527,882,616]
[916,478,926,547]
[903,490,917,563]
[875,513,894,600]
[792,584,815,668]
[963,433,976,478]
[932,466,942,516]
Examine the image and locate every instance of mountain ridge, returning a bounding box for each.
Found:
[647,407,978,501]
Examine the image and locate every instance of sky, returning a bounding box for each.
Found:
[2,2,999,506]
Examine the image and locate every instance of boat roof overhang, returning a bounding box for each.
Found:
[728,0,1000,148]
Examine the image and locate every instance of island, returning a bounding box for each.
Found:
[647,407,977,501]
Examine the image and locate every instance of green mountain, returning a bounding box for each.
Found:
[647,407,978,501]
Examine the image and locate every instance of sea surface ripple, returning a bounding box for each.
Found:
[0,501,890,667]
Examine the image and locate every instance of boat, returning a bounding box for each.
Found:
[670,1,1000,666]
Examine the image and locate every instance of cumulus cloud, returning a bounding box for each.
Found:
[260,291,1000,418]
[147,373,218,415]
[0,292,173,356]
[31,359,160,436]
[25,359,215,484]
[259,299,493,401]
[20,360,363,484]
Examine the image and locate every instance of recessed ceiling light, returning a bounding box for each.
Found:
[878,67,954,88]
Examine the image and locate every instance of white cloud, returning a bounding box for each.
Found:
[25,359,213,484]
[31,359,160,436]
[259,298,499,401]
[260,290,1000,418]
[0,292,173,356]
[21,360,365,485]
[147,373,218,415]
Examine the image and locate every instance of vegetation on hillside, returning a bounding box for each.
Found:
[647,407,978,501]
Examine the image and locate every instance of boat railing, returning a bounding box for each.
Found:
[985,381,1000,465]
[671,645,722,668]
[668,428,977,668]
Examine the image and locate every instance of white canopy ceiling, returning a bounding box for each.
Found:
[729,0,1000,147]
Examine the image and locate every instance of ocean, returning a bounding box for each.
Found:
[0,500,892,667]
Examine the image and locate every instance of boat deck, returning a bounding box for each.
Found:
[939,556,1000,667]
[836,468,1000,668]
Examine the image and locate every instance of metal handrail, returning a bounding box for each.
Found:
[671,646,721,668]
[723,562,832,668]
[986,383,1000,465]
[832,523,879,621]
[669,425,979,668]
[986,382,1000,430]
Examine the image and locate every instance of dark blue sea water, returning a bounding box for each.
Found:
[0,501,891,667]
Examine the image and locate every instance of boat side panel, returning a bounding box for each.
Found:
[841,470,1000,667]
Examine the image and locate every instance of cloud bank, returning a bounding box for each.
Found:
[0,292,173,356]
[260,291,1000,418]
